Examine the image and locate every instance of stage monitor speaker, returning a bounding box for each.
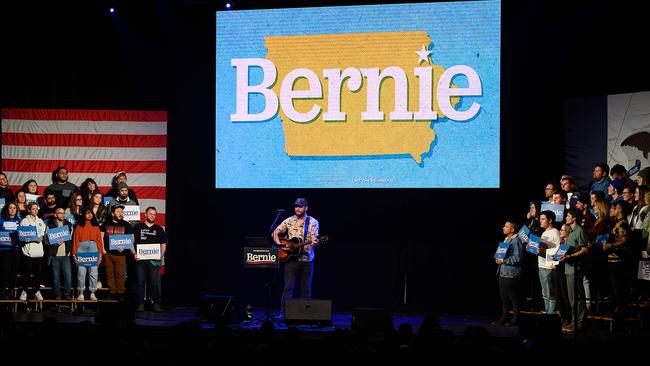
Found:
[285,299,332,326]
[197,294,240,324]
[351,307,393,332]
[518,313,561,339]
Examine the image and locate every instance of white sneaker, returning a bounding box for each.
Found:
[77,294,85,301]
[34,291,43,300]
[19,290,27,301]
[90,293,97,301]
[96,281,102,289]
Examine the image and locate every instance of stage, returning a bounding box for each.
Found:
[6,304,650,362]
[5,305,619,339]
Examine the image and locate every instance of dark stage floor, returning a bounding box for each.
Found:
[8,306,506,332]
[7,305,629,341]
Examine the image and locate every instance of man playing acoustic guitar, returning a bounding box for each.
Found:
[273,197,320,318]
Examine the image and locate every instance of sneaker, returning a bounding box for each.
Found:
[77,294,85,301]
[152,304,162,312]
[136,304,145,312]
[19,290,27,301]
[34,291,43,300]
[89,293,97,301]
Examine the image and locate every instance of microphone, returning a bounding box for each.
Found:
[276,209,286,213]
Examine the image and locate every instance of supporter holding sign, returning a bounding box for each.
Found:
[46,208,74,300]
[21,179,44,207]
[0,203,20,299]
[132,207,167,312]
[18,202,46,301]
[494,221,524,326]
[73,207,104,301]
[100,204,133,300]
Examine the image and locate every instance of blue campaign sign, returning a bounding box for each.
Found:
[109,234,134,250]
[0,232,13,247]
[77,252,99,267]
[526,234,541,255]
[103,196,113,207]
[552,244,571,261]
[541,202,565,222]
[65,212,77,226]
[2,220,18,231]
[494,242,511,259]
[594,233,609,249]
[517,225,531,243]
[47,226,72,243]
[18,226,38,242]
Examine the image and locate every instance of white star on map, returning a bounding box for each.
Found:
[415,45,432,64]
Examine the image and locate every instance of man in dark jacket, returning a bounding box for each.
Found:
[495,221,524,326]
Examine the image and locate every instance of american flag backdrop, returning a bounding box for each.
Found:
[0,108,167,227]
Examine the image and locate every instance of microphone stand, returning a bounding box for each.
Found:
[269,209,285,235]
[250,209,285,328]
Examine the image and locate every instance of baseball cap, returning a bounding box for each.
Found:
[110,204,125,213]
[294,198,308,207]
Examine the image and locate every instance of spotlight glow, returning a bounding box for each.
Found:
[109,8,115,13]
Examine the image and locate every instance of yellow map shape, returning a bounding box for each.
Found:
[265,31,458,164]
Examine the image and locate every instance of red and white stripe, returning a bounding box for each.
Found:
[1,108,167,226]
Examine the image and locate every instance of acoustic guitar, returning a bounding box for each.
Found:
[277,236,328,262]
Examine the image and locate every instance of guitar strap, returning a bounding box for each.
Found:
[303,215,310,241]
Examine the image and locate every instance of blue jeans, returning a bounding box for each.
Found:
[281,260,314,312]
[538,268,557,314]
[51,256,71,297]
[136,260,161,305]
[77,265,98,292]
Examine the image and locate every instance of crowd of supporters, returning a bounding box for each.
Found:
[496,162,650,332]
[0,167,167,312]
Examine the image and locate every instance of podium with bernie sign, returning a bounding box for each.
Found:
[243,247,279,268]
[109,234,134,251]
